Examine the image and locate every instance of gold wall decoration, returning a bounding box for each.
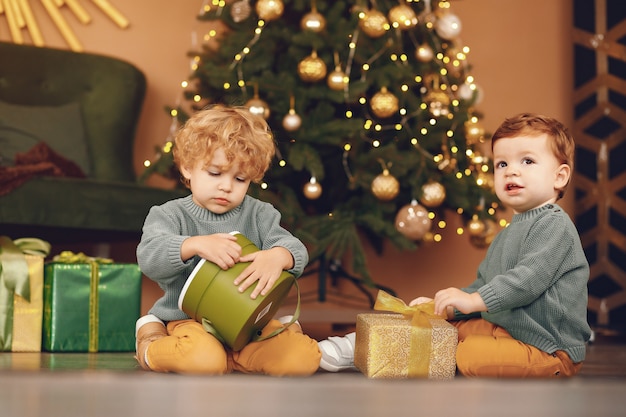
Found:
[0,0,129,52]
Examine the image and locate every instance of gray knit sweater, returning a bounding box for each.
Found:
[458,203,591,362]
[137,195,309,321]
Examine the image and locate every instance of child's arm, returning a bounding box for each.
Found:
[409,288,487,319]
[180,233,242,270]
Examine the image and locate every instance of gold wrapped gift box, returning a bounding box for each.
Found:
[10,254,44,352]
[354,313,458,379]
[0,237,50,352]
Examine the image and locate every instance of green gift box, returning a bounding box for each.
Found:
[43,258,141,352]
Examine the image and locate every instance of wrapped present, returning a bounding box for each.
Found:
[0,237,50,352]
[354,291,458,379]
[43,252,142,352]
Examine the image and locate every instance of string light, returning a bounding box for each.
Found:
[229,19,266,96]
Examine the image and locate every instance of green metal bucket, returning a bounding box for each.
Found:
[178,232,294,351]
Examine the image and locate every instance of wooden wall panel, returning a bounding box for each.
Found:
[573,0,626,332]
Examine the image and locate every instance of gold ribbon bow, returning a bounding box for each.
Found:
[0,237,50,350]
[53,251,113,352]
[373,290,444,377]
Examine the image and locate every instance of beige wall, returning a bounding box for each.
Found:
[1,0,574,304]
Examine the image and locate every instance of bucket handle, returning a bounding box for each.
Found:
[252,276,301,343]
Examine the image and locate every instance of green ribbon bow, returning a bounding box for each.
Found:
[0,237,50,350]
[52,251,113,352]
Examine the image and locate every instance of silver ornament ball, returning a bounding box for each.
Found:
[282,110,302,131]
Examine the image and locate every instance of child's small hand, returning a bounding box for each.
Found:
[233,247,294,299]
[433,287,487,317]
[182,233,242,270]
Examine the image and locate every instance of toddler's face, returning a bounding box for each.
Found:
[181,148,251,214]
[492,133,569,214]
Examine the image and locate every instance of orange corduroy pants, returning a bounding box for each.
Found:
[451,318,583,378]
[143,319,321,376]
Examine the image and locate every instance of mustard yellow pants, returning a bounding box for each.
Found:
[145,319,321,376]
[452,318,583,378]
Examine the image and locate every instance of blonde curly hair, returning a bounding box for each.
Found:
[173,105,276,187]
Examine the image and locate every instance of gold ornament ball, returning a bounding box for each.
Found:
[301,11,326,32]
[327,67,348,91]
[395,201,432,240]
[245,97,270,119]
[282,110,302,131]
[303,179,322,200]
[425,89,450,117]
[298,52,327,82]
[415,44,434,62]
[230,0,252,22]
[469,219,497,248]
[255,0,284,21]
[467,216,486,237]
[464,119,486,144]
[388,4,418,30]
[359,9,388,38]
[420,181,446,208]
[371,169,400,201]
[370,87,399,118]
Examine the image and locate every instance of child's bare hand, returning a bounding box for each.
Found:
[433,287,487,316]
[183,233,241,270]
[233,247,294,299]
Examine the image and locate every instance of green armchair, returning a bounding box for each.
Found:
[0,41,187,243]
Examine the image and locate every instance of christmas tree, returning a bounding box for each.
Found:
[143,0,501,287]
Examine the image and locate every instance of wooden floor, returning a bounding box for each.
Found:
[1,333,625,417]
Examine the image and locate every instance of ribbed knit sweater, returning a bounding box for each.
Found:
[458,203,591,362]
[137,195,309,322]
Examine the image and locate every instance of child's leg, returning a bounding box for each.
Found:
[135,315,168,371]
[230,319,321,376]
[145,319,229,374]
[452,318,581,378]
